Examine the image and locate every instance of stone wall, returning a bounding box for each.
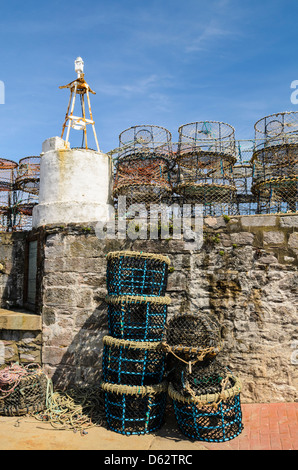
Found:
[0,312,42,365]
[0,231,43,366]
[0,232,26,309]
[39,214,298,403]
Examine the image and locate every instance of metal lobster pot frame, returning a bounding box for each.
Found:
[113,125,173,209]
[175,121,237,216]
[251,112,298,214]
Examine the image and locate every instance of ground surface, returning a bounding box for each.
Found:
[0,403,296,451]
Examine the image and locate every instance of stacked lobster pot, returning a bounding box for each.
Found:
[163,312,244,442]
[101,250,171,435]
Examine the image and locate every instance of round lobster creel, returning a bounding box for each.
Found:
[168,357,235,397]
[106,251,170,297]
[168,376,243,442]
[101,381,168,436]
[0,364,48,416]
[102,336,167,386]
[162,312,222,362]
[106,294,171,342]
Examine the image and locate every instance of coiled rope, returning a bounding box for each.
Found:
[0,363,43,398]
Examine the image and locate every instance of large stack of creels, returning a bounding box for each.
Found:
[0,156,40,231]
[163,312,244,442]
[101,250,171,436]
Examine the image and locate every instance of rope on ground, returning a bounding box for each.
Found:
[34,383,105,435]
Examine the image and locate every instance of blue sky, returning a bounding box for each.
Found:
[0,0,298,160]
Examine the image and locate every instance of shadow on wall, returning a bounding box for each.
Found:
[0,232,27,310]
[49,300,109,389]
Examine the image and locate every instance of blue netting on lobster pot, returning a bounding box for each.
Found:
[101,381,168,435]
[168,375,243,442]
[102,336,166,386]
[106,251,170,296]
[106,295,170,342]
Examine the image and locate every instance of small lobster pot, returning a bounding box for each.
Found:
[106,295,170,342]
[163,312,222,361]
[169,358,235,397]
[106,251,170,297]
[0,366,48,416]
[102,336,167,386]
[102,381,168,435]
[168,377,243,443]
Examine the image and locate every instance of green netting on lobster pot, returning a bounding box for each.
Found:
[101,381,167,435]
[168,376,243,442]
[102,336,167,386]
[0,364,49,416]
[106,295,171,342]
[168,357,235,398]
[106,251,170,296]
[162,312,222,362]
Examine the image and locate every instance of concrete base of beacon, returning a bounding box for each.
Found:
[32,137,113,228]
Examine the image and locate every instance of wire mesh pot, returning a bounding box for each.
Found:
[106,295,170,342]
[106,251,170,297]
[102,336,167,386]
[101,381,168,435]
[162,312,222,362]
[0,364,48,416]
[168,376,243,442]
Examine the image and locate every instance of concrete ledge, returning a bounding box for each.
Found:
[0,309,42,331]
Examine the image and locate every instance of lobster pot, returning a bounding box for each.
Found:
[102,381,167,435]
[15,156,40,195]
[175,121,237,216]
[102,336,167,386]
[251,111,298,214]
[106,251,170,296]
[113,159,172,207]
[168,377,243,442]
[168,358,235,397]
[0,367,48,416]
[106,295,170,342]
[163,313,222,362]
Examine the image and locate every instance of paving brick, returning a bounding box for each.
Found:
[202,403,298,450]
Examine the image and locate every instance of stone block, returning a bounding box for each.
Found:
[280,215,298,228]
[241,215,277,227]
[42,345,68,365]
[44,243,68,258]
[42,136,66,154]
[230,232,255,245]
[263,231,285,245]
[257,254,279,265]
[44,287,77,307]
[75,288,94,308]
[204,216,226,229]
[167,271,187,291]
[2,341,18,362]
[79,273,106,287]
[0,309,42,331]
[68,236,105,258]
[44,272,79,287]
[288,232,298,250]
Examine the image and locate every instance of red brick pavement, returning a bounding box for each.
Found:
[202,402,297,450]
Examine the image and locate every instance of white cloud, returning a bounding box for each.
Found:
[95,73,173,99]
[185,20,235,53]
